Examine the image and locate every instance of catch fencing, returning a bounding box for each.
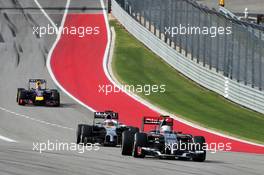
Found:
[115,0,264,90]
[112,0,264,114]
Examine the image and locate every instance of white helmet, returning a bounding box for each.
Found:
[104,119,115,127]
[160,125,171,133]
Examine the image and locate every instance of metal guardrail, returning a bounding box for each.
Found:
[112,0,264,114]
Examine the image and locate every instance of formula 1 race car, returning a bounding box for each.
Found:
[76,111,139,146]
[121,116,206,162]
[16,79,60,107]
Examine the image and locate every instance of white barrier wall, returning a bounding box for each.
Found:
[112,0,264,114]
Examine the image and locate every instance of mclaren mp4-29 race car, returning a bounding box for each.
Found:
[77,111,139,146]
[16,79,60,107]
[121,116,206,162]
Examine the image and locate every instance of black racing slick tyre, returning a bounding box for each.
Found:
[121,130,135,156]
[128,127,139,133]
[16,88,24,102]
[193,136,206,162]
[76,124,92,144]
[133,133,147,158]
[17,89,26,106]
[51,90,60,107]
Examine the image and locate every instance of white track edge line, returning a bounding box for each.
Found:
[0,106,74,130]
[46,0,96,114]
[0,135,16,143]
[33,0,58,31]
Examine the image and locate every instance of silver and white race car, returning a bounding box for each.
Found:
[76,111,139,146]
[121,116,206,161]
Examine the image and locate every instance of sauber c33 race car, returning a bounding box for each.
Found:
[121,116,206,162]
[16,79,60,107]
[76,111,139,146]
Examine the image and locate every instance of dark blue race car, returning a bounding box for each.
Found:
[16,79,60,107]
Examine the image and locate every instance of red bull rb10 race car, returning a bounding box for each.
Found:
[16,79,60,107]
[121,116,206,162]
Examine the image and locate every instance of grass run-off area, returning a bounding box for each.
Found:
[110,20,264,144]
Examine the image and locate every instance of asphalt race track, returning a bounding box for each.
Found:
[1,142,264,175]
[0,0,263,175]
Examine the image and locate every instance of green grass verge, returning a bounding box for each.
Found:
[110,20,264,144]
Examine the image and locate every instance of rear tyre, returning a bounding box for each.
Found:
[17,90,26,106]
[76,124,92,144]
[133,133,147,158]
[193,136,206,162]
[16,88,24,102]
[128,126,139,133]
[121,130,134,156]
[51,90,60,107]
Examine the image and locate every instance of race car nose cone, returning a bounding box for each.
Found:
[35,96,44,101]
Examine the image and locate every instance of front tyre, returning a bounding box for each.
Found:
[76,124,92,144]
[121,130,134,156]
[192,136,206,162]
[133,133,147,158]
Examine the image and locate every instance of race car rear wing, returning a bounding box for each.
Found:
[142,116,173,131]
[28,79,47,89]
[29,79,46,83]
[94,111,119,120]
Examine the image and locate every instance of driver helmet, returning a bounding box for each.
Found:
[160,125,171,133]
[36,81,42,90]
[104,119,115,127]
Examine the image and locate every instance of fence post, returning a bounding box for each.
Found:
[216,15,220,72]
[190,4,195,60]
[196,6,201,63]
[149,0,152,31]
[236,27,241,82]
[251,30,255,88]
[229,22,235,79]
[259,31,263,90]
[179,0,183,54]
[202,11,207,67]
[159,0,163,39]
[164,0,169,43]
[153,0,157,36]
[174,0,178,49]
[244,27,250,85]
[143,0,147,27]
[208,13,213,69]
[185,0,189,57]
[223,18,228,76]
[138,1,142,24]
[230,23,235,79]
[169,0,173,47]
